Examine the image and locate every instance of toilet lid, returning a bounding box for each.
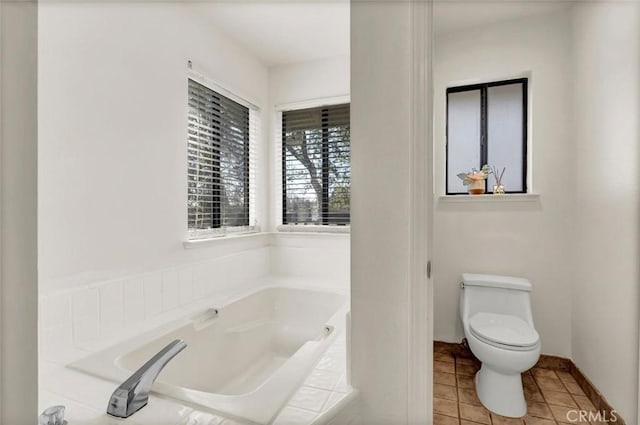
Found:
[469,312,539,349]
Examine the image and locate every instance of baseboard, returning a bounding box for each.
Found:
[434,340,624,425]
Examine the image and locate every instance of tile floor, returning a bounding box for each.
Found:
[433,351,607,425]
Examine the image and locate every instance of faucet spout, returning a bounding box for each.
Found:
[107,339,187,418]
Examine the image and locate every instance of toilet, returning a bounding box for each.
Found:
[459,273,541,418]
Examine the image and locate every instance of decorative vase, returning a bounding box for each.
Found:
[468,179,485,195]
[493,184,505,195]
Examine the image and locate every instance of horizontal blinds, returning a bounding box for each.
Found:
[282,103,350,225]
[188,78,251,237]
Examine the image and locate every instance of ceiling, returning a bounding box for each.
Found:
[190,2,350,67]
[189,1,569,67]
[433,1,571,36]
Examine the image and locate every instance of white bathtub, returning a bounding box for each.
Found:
[70,286,348,424]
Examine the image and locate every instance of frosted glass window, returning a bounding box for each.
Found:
[447,90,481,194]
[446,78,527,194]
[487,84,524,192]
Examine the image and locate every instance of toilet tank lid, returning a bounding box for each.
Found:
[462,273,532,291]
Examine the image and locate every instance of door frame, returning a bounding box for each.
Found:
[0,1,39,422]
[407,1,434,423]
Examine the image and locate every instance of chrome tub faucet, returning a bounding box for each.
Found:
[106,339,187,418]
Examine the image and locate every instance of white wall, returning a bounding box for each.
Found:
[1,2,38,422]
[38,3,273,364]
[38,3,271,293]
[269,55,349,111]
[268,55,351,287]
[570,3,640,422]
[350,3,413,423]
[432,10,574,357]
[39,4,352,367]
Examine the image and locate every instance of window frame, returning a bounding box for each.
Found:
[445,77,528,195]
[186,77,254,240]
[281,103,351,226]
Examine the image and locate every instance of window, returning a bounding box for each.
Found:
[446,78,528,194]
[282,104,350,225]
[187,78,251,238]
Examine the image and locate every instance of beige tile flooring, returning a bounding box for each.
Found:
[433,352,606,425]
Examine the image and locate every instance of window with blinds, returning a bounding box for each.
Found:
[282,104,350,225]
[187,78,250,238]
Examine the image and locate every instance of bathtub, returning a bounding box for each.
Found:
[70,286,348,424]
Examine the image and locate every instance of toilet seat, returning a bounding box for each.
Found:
[469,312,539,351]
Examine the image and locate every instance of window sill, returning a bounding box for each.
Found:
[183,231,266,249]
[438,193,540,203]
[276,225,350,235]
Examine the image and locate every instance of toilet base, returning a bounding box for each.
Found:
[475,365,526,418]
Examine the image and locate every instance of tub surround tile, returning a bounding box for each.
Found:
[162,269,181,311]
[315,353,346,374]
[41,292,72,328]
[178,411,227,425]
[304,369,341,391]
[289,386,332,412]
[72,288,101,345]
[99,281,124,337]
[143,273,163,318]
[322,392,346,412]
[272,406,317,425]
[72,288,100,318]
[178,268,195,306]
[41,324,78,364]
[123,277,146,324]
[192,263,211,299]
[219,419,249,425]
[332,374,349,393]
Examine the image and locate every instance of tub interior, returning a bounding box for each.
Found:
[116,287,344,395]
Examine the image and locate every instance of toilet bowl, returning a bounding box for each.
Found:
[459,273,540,417]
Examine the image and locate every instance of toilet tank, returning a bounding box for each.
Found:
[459,273,534,326]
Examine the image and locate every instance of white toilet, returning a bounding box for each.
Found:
[459,273,541,418]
